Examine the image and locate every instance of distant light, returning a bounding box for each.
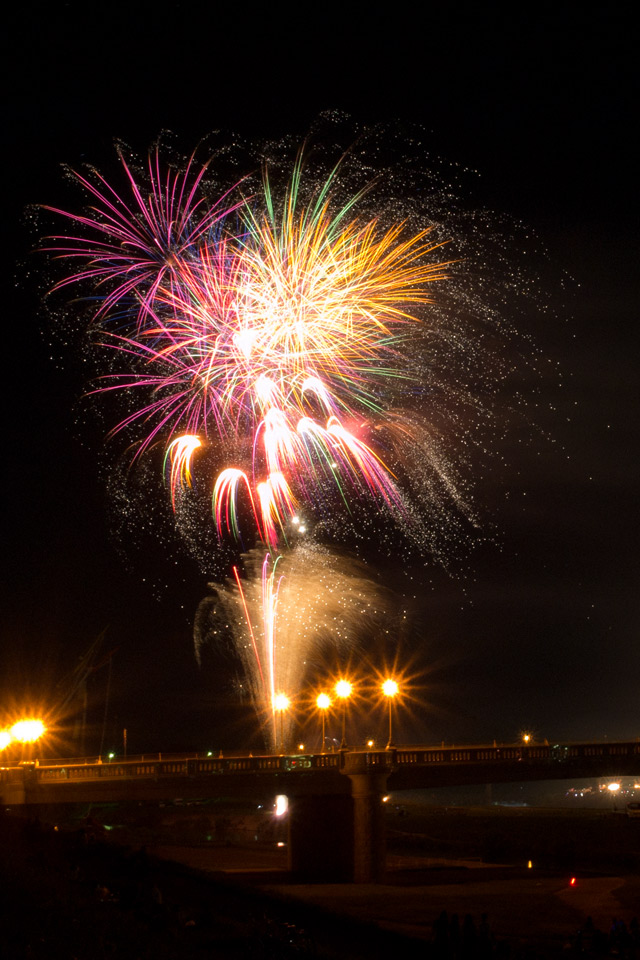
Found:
[207,751,213,757]
[108,752,115,760]
[634,784,640,790]
[292,516,300,525]
[523,733,531,743]
[335,679,352,699]
[607,782,621,792]
[298,525,307,534]
[10,719,45,743]
[367,739,375,748]
[277,841,285,847]
[298,743,304,752]
[569,877,577,886]
[0,730,12,751]
[382,795,390,803]
[316,692,331,710]
[527,860,533,869]
[274,795,288,817]
[382,679,399,698]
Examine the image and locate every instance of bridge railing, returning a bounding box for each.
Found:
[3,740,638,788]
[2,751,343,786]
[395,742,640,766]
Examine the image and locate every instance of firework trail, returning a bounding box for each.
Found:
[42,138,482,747]
[194,544,388,744]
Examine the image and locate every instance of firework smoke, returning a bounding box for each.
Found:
[194,544,387,748]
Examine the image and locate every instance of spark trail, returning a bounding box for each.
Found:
[194,544,388,744]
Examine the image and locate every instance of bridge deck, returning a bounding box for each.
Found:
[2,739,639,804]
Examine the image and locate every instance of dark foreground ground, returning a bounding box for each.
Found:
[1,803,639,958]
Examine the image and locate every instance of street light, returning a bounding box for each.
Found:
[10,719,46,743]
[273,693,290,754]
[382,679,399,748]
[335,679,352,749]
[316,693,331,753]
[6,717,47,762]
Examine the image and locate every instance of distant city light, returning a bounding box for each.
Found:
[607,782,621,792]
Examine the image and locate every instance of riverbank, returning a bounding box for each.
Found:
[3,804,638,957]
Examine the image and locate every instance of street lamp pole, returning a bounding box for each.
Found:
[316,693,331,753]
[382,679,399,749]
[335,680,352,750]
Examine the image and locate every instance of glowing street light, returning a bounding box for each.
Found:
[382,679,399,748]
[0,730,12,751]
[273,693,290,755]
[335,679,353,749]
[316,693,331,753]
[10,719,46,743]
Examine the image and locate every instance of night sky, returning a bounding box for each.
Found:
[1,5,637,754]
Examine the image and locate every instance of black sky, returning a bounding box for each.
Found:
[1,4,637,753]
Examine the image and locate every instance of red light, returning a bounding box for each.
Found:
[569,877,576,886]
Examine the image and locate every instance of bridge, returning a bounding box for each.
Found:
[3,739,639,882]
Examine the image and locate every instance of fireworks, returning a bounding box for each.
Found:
[194,544,388,742]
[43,138,480,748]
[44,149,453,549]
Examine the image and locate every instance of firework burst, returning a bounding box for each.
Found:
[44,149,456,550]
[42,137,489,747]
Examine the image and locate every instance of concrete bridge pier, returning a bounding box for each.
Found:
[347,768,390,882]
[0,768,27,805]
[287,752,395,883]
